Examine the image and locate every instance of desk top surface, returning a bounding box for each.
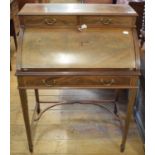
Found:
[19,3,137,16]
[21,28,135,69]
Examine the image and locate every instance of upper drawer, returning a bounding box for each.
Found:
[22,15,77,27]
[80,16,135,27]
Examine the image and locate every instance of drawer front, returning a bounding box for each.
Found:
[80,16,134,27]
[23,16,77,27]
[21,76,131,88]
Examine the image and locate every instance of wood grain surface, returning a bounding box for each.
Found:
[21,28,135,69]
[18,3,137,16]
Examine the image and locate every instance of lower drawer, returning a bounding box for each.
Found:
[19,76,132,88]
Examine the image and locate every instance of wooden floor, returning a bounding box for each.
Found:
[11,1,144,154]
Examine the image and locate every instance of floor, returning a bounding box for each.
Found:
[11,0,144,155]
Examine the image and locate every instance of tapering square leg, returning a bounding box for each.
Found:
[120,88,137,152]
[19,89,33,152]
[114,89,120,115]
[35,89,40,114]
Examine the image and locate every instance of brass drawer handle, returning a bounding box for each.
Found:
[100,18,112,25]
[100,79,115,86]
[42,79,56,87]
[44,18,57,25]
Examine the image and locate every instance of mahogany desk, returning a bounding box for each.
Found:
[16,4,140,152]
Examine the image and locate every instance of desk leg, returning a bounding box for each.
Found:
[19,89,33,152]
[114,90,119,115]
[35,89,40,114]
[120,88,137,152]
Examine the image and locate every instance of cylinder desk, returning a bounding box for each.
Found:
[16,3,140,152]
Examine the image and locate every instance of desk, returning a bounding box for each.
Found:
[16,4,140,152]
